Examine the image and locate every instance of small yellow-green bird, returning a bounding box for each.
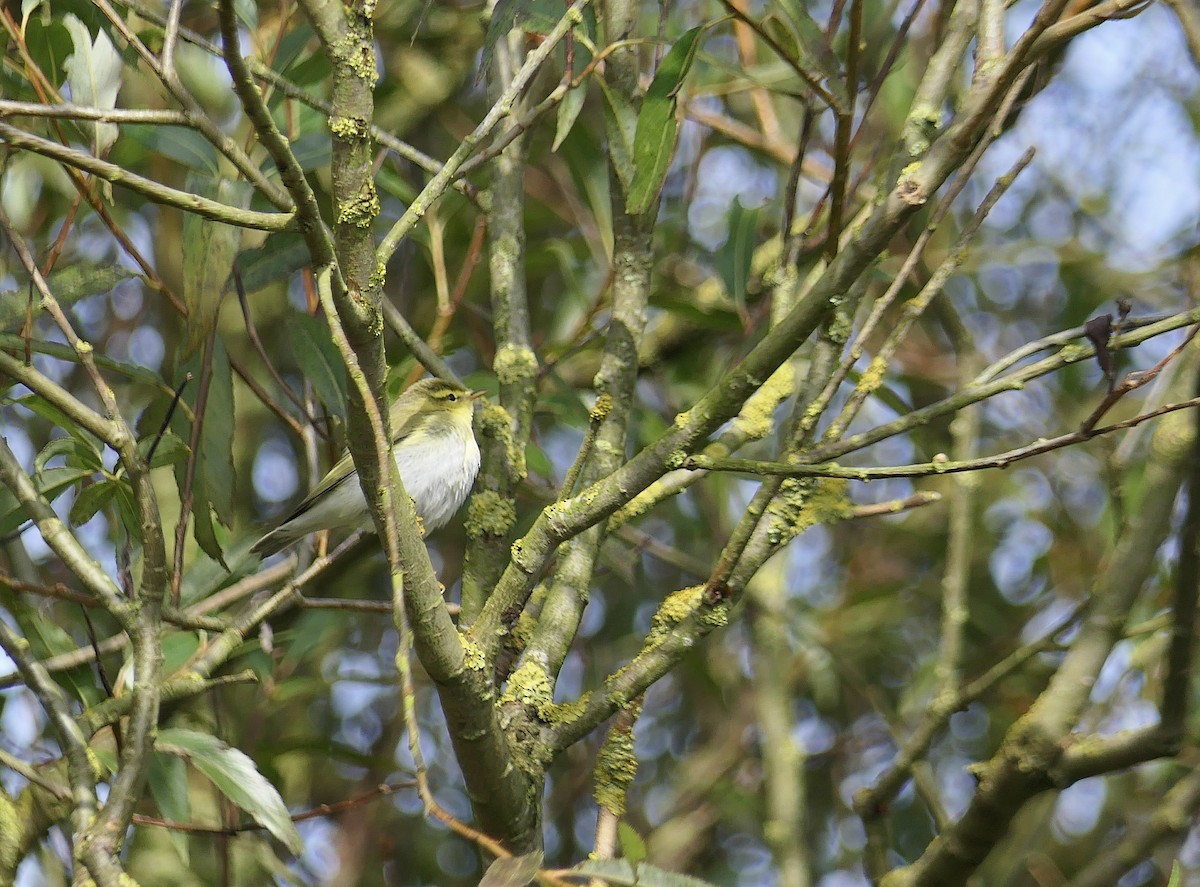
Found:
[251,378,483,556]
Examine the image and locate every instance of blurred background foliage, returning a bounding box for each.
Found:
[2,0,1200,884]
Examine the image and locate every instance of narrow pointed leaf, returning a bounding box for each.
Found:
[626,25,705,215]
[564,859,720,886]
[181,174,250,356]
[62,14,121,156]
[158,728,303,854]
[287,312,347,420]
[148,752,191,866]
[480,851,543,887]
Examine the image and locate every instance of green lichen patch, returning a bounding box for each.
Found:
[500,661,586,724]
[593,703,642,815]
[645,585,703,646]
[459,633,488,673]
[465,490,516,539]
[479,403,527,482]
[501,661,554,710]
[336,183,380,229]
[493,343,538,384]
[766,476,853,547]
[328,115,370,141]
[731,364,795,442]
[589,393,614,424]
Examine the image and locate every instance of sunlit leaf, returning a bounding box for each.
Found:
[563,859,719,886]
[158,728,303,854]
[62,14,121,156]
[617,822,647,866]
[19,0,43,34]
[479,851,543,887]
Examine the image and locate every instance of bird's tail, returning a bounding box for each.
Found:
[249,527,296,558]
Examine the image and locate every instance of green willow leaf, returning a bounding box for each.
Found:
[62,14,121,156]
[69,480,117,526]
[479,851,543,887]
[626,25,706,215]
[565,859,719,887]
[0,263,137,331]
[148,752,191,866]
[158,728,303,854]
[181,174,250,357]
[287,312,347,420]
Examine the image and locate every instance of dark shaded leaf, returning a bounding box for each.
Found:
[198,338,236,523]
[148,752,191,865]
[173,339,235,564]
[767,1,846,103]
[69,480,117,526]
[480,0,569,81]
[627,25,705,215]
[23,18,72,91]
[235,233,309,294]
[291,131,332,172]
[0,586,103,707]
[599,79,637,192]
[181,174,250,356]
[0,264,137,331]
[715,197,760,317]
[1084,313,1115,386]
[287,312,347,420]
[479,0,519,82]
[137,430,190,469]
[0,466,94,535]
[13,394,85,440]
[553,82,588,153]
[35,435,103,474]
[123,124,219,174]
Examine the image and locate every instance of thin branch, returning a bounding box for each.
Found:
[682,396,1200,480]
[375,0,591,271]
[0,122,294,231]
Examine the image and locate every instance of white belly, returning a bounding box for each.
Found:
[390,430,481,532]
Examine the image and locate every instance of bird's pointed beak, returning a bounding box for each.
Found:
[468,390,486,401]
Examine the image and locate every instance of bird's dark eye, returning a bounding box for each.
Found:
[446,392,458,402]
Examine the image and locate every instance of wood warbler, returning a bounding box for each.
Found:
[251,378,482,556]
